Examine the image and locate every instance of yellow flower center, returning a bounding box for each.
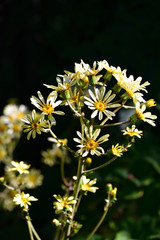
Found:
[94,101,106,112]
[13,124,20,132]
[21,197,29,205]
[31,122,39,130]
[0,125,7,132]
[61,200,68,208]
[136,109,144,120]
[85,139,98,151]
[29,175,36,183]
[17,112,25,119]
[81,184,90,191]
[70,96,78,103]
[41,104,54,114]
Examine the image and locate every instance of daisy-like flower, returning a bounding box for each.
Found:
[21,110,48,140]
[53,194,76,214]
[74,125,109,157]
[3,104,28,122]
[30,91,64,124]
[122,125,143,138]
[120,75,150,103]
[23,168,43,189]
[44,74,76,93]
[133,102,157,126]
[84,86,120,120]
[81,175,99,193]
[8,161,30,174]
[145,99,156,108]
[65,59,104,84]
[111,144,124,157]
[13,192,38,211]
[103,60,125,75]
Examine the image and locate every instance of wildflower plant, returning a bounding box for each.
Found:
[0,59,157,240]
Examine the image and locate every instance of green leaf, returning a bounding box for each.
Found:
[124,190,144,200]
[114,230,131,240]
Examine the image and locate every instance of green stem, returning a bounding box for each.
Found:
[27,219,34,240]
[83,156,117,174]
[86,198,110,240]
[66,157,84,239]
[94,120,130,129]
[29,220,41,240]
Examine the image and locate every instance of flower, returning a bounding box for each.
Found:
[122,125,143,138]
[8,161,30,174]
[44,74,76,93]
[112,144,124,157]
[65,59,104,84]
[13,192,38,211]
[81,175,99,193]
[121,75,150,103]
[135,102,157,126]
[110,187,117,198]
[53,194,76,214]
[74,125,109,157]
[30,91,64,124]
[145,99,156,108]
[23,168,43,189]
[21,110,48,140]
[103,60,125,75]
[84,86,120,120]
[3,104,28,122]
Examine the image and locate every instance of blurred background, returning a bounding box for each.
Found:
[0,0,160,239]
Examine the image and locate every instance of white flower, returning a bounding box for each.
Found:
[13,192,38,210]
[135,102,157,126]
[30,91,64,124]
[84,86,120,120]
[74,125,109,157]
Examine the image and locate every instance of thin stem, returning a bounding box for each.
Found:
[86,198,110,240]
[66,157,84,239]
[60,157,70,188]
[29,220,41,240]
[83,156,117,174]
[27,219,34,240]
[94,120,130,129]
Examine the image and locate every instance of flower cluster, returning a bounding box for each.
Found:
[19,59,157,238]
[0,104,43,212]
[1,60,157,239]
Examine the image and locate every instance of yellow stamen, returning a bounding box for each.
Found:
[136,109,144,120]
[94,101,106,112]
[41,104,54,114]
[85,139,98,151]
[31,122,39,130]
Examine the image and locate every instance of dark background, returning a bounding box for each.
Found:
[0,0,160,240]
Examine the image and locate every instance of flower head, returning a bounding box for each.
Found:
[30,91,64,124]
[81,175,99,193]
[84,86,120,120]
[74,125,109,157]
[23,168,43,189]
[8,161,30,174]
[112,144,124,157]
[122,125,143,138]
[21,110,48,140]
[53,194,76,214]
[135,102,157,126]
[13,192,38,211]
